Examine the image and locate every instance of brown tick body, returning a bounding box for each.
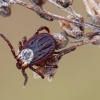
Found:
[0,26,76,86]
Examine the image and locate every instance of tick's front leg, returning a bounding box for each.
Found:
[22,69,28,87]
[35,26,50,34]
[0,34,16,59]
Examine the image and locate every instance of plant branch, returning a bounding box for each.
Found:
[15,0,100,32]
[48,0,75,17]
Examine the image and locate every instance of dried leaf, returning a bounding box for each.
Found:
[51,32,69,49]
[59,15,84,39]
[83,0,100,25]
[85,32,100,45]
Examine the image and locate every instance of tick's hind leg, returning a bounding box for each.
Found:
[55,46,76,59]
[35,26,50,34]
[22,69,28,87]
[22,36,27,45]
[29,66,44,79]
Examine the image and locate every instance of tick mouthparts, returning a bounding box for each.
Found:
[22,62,28,66]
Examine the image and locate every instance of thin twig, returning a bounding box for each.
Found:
[57,39,93,58]
[48,0,75,17]
[48,0,82,18]
[15,0,100,32]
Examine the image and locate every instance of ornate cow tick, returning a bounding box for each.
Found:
[0,26,76,87]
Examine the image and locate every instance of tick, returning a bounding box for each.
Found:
[0,26,76,87]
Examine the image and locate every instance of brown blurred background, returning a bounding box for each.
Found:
[0,0,100,100]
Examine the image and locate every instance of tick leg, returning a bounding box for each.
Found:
[18,41,23,51]
[55,46,76,59]
[22,69,28,86]
[0,34,16,59]
[52,65,58,68]
[29,66,44,79]
[42,65,58,68]
[35,26,50,34]
[22,36,27,45]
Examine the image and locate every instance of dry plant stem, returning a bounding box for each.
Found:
[16,0,100,32]
[48,0,75,17]
[58,40,92,57]
[74,40,91,47]
[48,0,82,19]
[72,40,94,50]
[69,6,82,18]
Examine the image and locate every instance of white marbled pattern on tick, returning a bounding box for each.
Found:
[18,48,34,66]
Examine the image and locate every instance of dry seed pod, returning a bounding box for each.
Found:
[85,32,100,45]
[50,32,69,49]
[83,0,100,25]
[0,6,11,17]
[29,0,47,7]
[0,0,12,17]
[56,0,73,8]
[56,0,81,19]
[59,15,84,39]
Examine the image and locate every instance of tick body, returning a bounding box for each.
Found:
[20,33,56,65]
[0,26,76,86]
